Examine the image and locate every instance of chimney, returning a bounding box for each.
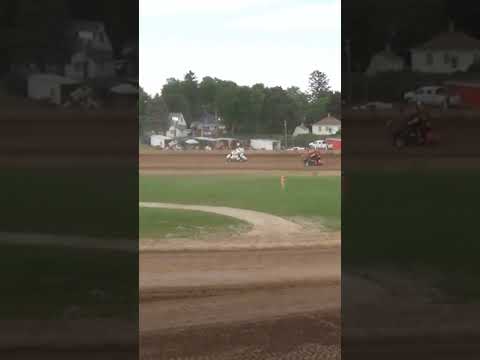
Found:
[449,20,455,32]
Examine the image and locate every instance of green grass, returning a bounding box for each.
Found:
[0,244,137,319]
[140,208,250,238]
[139,174,341,230]
[343,170,480,301]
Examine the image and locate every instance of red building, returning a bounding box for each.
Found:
[326,138,342,151]
[445,81,480,108]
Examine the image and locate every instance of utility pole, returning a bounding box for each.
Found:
[284,119,288,149]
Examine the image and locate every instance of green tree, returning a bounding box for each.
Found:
[306,96,330,124]
[326,91,341,118]
[181,70,201,121]
[199,76,219,114]
[308,70,331,102]
[149,94,169,131]
[261,87,301,134]
[250,84,267,133]
[162,78,191,124]
[286,86,309,123]
[217,82,242,135]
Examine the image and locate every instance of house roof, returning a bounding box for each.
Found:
[295,124,309,130]
[412,31,480,51]
[169,112,184,119]
[314,115,341,126]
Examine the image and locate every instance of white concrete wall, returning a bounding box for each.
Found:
[250,139,279,151]
[293,127,310,136]
[412,50,480,73]
[28,74,77,104]
[312,124,340,135]
[150,135,170,148]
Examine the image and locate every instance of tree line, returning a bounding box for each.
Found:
[140,70,340,137]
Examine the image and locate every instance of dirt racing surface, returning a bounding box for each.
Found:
[139,151,341,172]
[140,247,340,360]
[139,149,341,359]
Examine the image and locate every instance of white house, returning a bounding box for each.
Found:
[312,114,341,136]
[150,135,172,148]
[166,112,191,138]
[411,22,480,74]
[27,74,80,105]
[250,139,281,151]
[366,44,405,76]
[292,123,310,136]
[65,20,116,80]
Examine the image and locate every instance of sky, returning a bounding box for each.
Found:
[140,0,341,96]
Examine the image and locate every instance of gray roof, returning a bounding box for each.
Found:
[413,31,480,51]
[314,115,341,126]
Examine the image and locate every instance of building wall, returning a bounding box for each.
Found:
[449,85,480,108]
[366,55,404,76]
[293,127,310,136]
[28,75,78,104]
[65,53,115,80]
[312,124,340,135]
[250,139,280,151]
[326,138,342,150]
[412,50,480,73]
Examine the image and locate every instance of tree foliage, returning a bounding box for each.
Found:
[142,70,340,136]
[308,70,331,101]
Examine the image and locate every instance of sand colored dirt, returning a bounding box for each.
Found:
[139,151,341,172]
[139,202,339,251]
[140,247,340,360]
[140,199,341,359]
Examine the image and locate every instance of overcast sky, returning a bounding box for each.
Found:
[140,0,341,96]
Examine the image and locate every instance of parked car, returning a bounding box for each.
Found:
[309,139,333,150]
[403,86,461,108]
[286,146,305,151]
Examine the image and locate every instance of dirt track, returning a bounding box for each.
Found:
[139,152,341,359]
[139,151,341,172]
[140,247,340,360]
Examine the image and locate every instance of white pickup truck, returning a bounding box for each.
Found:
[403,86,461,108]
[309,139,333,150]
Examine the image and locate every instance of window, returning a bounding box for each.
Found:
[444,53,450,64]
[426,53,433,65]
[451,56,458,69]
